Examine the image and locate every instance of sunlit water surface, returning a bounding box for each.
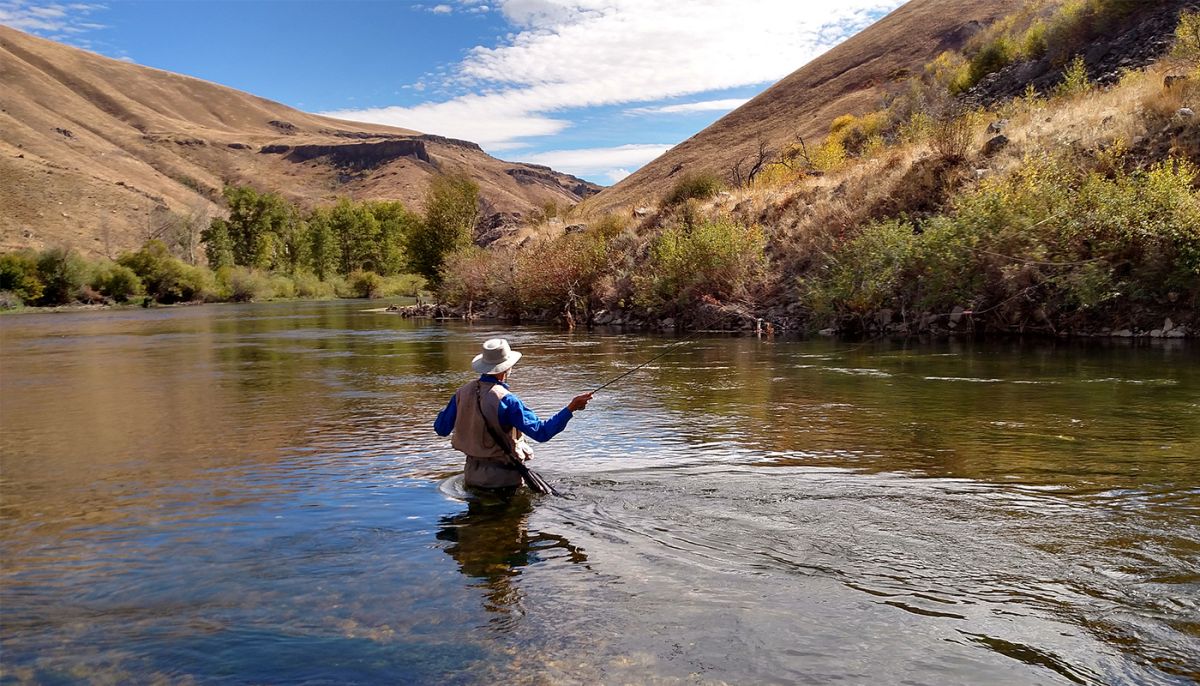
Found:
[1,300,1198,684]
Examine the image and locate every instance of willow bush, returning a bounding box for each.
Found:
[634,219,769,316]
[0,250,45,305]
[663,172,723,207]
[89,261,143,302]
[805,152,1200,324]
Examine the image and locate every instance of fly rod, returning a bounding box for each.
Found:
[591,330,704,394]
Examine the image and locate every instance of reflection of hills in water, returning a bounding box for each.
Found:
[0,302,465,532]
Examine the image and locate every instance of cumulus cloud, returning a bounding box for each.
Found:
[0,1,106,35]
[328,0,903,153]
[626,98,751,116]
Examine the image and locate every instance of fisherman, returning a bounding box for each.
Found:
[434,338,593,489]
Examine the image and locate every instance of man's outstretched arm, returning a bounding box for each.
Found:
[434,395,457,437]
[499,392,592,442]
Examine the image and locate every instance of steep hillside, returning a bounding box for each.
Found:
[0,25,599,258]
[585,0,1026,213]
[430,1,1199,339]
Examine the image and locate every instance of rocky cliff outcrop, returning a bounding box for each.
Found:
[966,0,1200,105]
[260,139,433,169]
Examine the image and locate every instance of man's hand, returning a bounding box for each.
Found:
[567,392,594,412]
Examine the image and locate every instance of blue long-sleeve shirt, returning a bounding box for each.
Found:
[434,375,574,442]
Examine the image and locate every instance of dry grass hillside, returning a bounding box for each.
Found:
[433,0,1199,339]
[585,0,1027,214]
[0,25,599,258]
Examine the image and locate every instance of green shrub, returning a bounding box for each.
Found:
[181,264,216,302]
[0,250,44,304]
[381,273,426,297]
[292,271,335,299]
[590,213,627,239]
[119,240,210,303]
[1171,9,1200,63]
[217,266,273,302]
[811,137,848,172]
[805,152,1200,325]
[347,270,384,298]
[329,275,353,299]
[90,261,144,302]
[269,273,296,299]
[1019,20,1049,59]
[634,219,768,315]
[898,112,935,144]
[967,35,1017,88]
[1054,55,1092,97]
[35,247,88,305]
[804,220,920,316]
[926,51,972,95]
[663,172,722,207]
[827,111,890,156]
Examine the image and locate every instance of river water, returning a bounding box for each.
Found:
[1,300,1197,685]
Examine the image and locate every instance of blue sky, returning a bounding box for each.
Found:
[1,0,904,184]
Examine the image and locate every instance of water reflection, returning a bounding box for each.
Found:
[2,302,1197,684]
[437,489,587,629]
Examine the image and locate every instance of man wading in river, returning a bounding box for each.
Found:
[434,338,593,490]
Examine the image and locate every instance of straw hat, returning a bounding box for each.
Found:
[472,338,522,374]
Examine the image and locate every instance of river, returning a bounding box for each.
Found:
[1,300,1197,684]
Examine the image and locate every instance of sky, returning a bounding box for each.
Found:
[1,0,905,184]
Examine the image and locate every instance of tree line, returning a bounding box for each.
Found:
[0,174,480,309]
[202,174,480,283]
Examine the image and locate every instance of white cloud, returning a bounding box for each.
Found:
[518,143,674,178]
[605,168,631,183]
[0,1,105,34]
[626,98,751,116]
[430,4,453,14]
[323,93,572,148]
[327,0,903,154]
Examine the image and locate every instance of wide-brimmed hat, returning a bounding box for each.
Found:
[472,338,522,375]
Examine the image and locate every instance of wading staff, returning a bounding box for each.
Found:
[476,383,561,496]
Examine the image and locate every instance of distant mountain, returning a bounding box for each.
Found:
[585,0,1026,213]
[0,25,600,257]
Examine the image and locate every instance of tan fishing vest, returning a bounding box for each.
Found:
[450,380,521,461]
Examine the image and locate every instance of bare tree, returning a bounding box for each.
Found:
[778,134,814,172]
[144,201,211,264]
[730,135,774,188]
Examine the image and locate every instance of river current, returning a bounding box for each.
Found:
[1,300,1197,684]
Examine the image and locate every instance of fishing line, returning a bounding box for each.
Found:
[591,329,705,394]
[585,295,753,390]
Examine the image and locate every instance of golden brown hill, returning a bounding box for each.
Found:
[0,25,599,258]
[585,0,1026,214]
